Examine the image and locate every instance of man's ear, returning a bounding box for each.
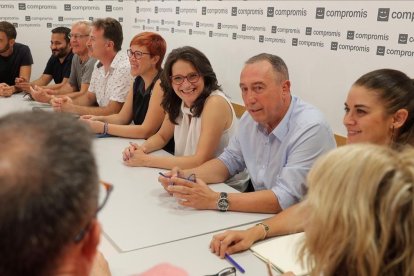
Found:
[9,38,15,47]
[393,108,408,129]
[282,80,291,95]
[81,220,101,263]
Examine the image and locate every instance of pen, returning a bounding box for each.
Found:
[225,253,245,273]
[266,259,274,276]
[158,172,196,182]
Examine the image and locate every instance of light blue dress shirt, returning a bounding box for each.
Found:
[218,95,336,209]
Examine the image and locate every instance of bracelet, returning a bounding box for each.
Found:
[256,222,270,240]
[103,122,109,135]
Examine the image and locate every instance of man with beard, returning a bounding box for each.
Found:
[0,21,33,97]
[15,27,73,92]
[30,21,97,103]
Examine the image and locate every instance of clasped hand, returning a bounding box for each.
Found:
[158,168,219,210]
[50,95,72,112]
[122,142,149,167]
[0,83,14,97]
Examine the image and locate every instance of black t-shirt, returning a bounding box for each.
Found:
[43,51,73,84]
[0,43,33,85]
[132,72,175,154]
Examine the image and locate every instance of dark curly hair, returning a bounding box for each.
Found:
[160,46,221,124]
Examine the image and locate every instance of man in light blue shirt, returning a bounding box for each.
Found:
[159,53,336,214]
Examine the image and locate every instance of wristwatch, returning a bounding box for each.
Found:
[217,192,229,212]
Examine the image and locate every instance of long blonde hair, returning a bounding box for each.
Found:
[301,144,414,276]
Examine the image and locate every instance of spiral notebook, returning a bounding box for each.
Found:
[250,232,310,275]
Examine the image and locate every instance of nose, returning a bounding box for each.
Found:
[343,111,355,126]
[243,89,256,105]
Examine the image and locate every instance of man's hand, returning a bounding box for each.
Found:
[30,86,54,103]
[0,84,15,97]
[51,96,72,112]
[166,176,219,210]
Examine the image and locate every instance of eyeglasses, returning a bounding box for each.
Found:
[205,267,236,276]
[69,33,90,40]
[127,49,151,60]
[73,180,114,243]
[170,72,201,85]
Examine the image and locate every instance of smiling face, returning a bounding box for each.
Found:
[240,60,291,132]
[0,31,13,56]
[50,33,71,59]
[70,24,90,56]
[128,44,157,77]
[343,85,394,145]
[87,26,108,60]
[171,59,205,107]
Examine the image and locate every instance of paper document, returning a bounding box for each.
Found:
[251,232,310,275]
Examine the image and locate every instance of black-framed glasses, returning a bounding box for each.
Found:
[73,181,113,243]
[127,49,151,60]
[205,267,236,276]
[68,33,90,40]
[170,72,201,85]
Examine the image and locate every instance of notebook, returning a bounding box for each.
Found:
[250,232,310,275]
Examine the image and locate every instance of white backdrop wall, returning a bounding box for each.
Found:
[1,0,414,135]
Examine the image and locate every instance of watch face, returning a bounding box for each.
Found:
[218,198,229,210]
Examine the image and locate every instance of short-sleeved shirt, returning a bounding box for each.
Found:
[218,95,336,209]
[43,51,73,84]
[88,51,131,106]
[68,54,96,91]
[132,72,175,154]
[0,43,33,85]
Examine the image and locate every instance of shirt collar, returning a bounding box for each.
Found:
[256,95,297,141]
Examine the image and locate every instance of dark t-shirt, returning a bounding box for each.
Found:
[0,43,33,85]
[132,72,175,154]
[43,51,73,84]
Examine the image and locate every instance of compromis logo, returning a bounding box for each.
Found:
[70,4,100,11]
[232,7,263,16]
[268,7,307,17]
[316,7,367,19]
[18,3,26,10]
[315,7,325,19]
[64,4,71,11]
[398,34,408,44]
[377,8,390,21]
[376,46,385,56]
[381,8,414,22]
[106,5,112,12]
[0,3,14,9]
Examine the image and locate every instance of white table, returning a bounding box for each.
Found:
[0,95,277,275]
[94,137,272,252]
[100,224,273,276]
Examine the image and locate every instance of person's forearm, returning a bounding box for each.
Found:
[144,153,214,170]
[107,124,156,139]
[183,159,230,184]
[264,202,306,237]
[100,114,130,125]
[227,190,281,213]
[66,105,118,116]
[45,82,65,90]
[55,84,75,95]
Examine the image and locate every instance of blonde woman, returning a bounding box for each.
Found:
[298,144,414,276]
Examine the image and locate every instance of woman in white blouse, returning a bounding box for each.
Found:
[122,46,236,170]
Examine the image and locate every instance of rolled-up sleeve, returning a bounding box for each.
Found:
[218,133,246,177]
